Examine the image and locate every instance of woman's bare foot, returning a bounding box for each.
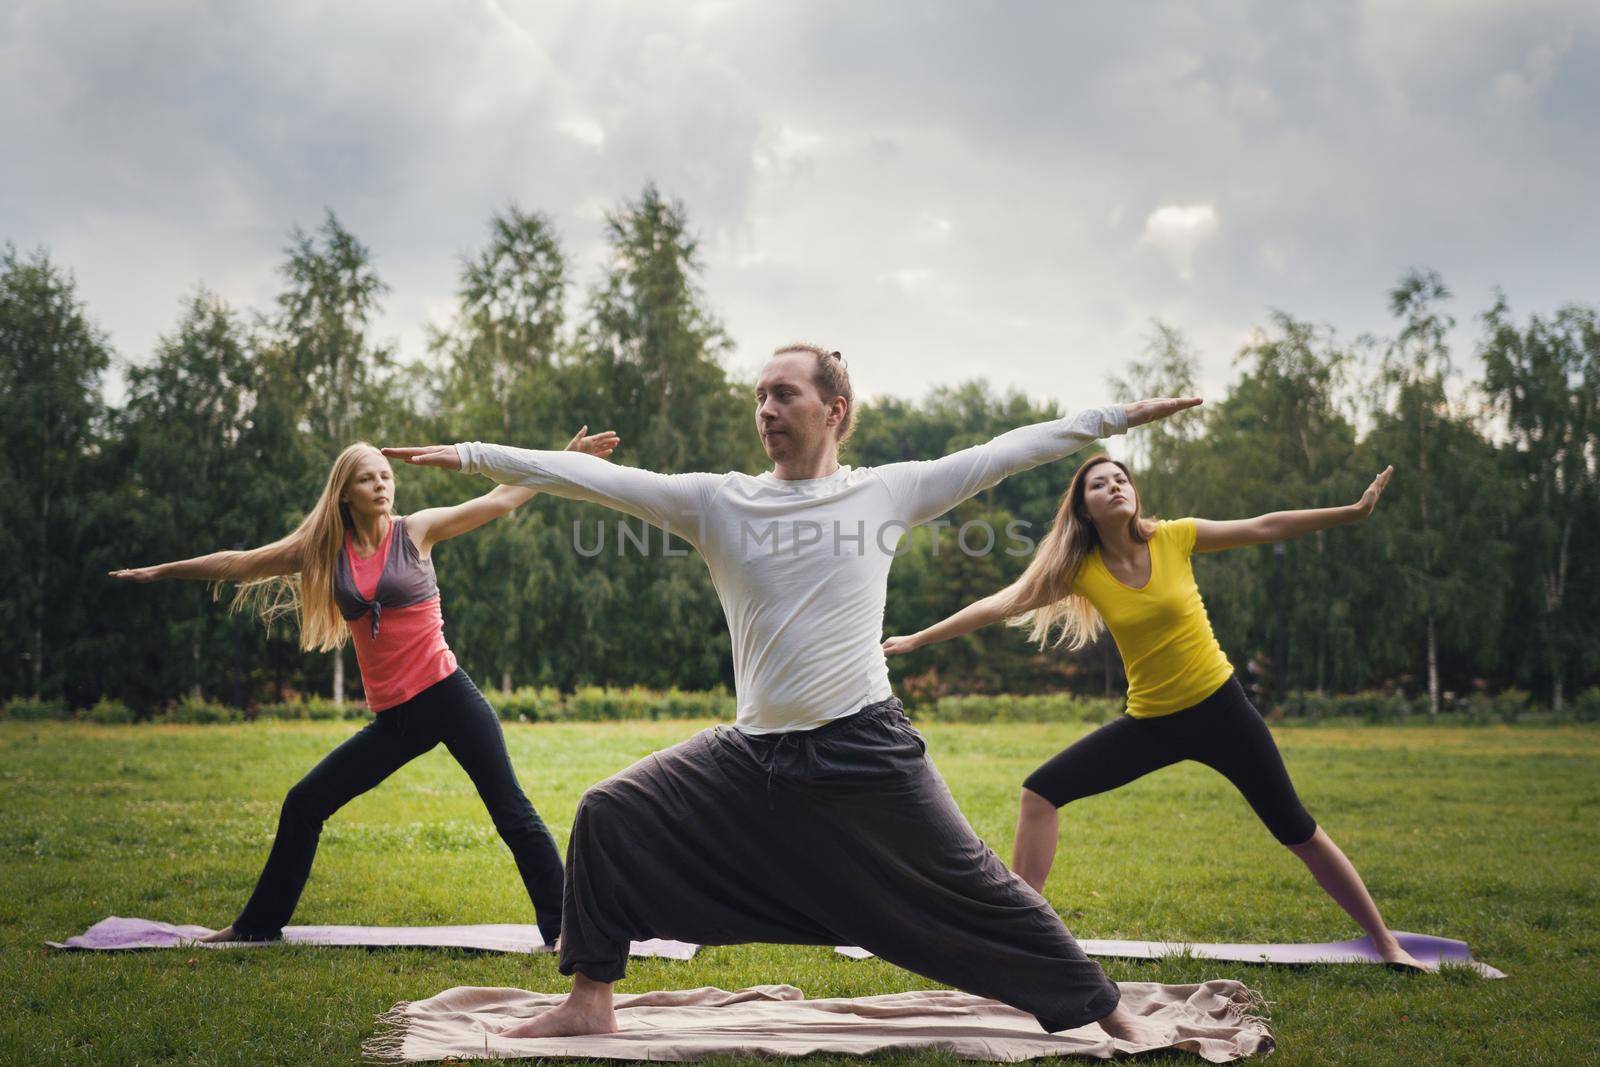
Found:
[1094,1005,1162,1046]
[1375,936,1435,972]
[196,925,237,943]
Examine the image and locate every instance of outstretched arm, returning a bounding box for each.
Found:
[384,439,719,547]
[1193,466,1393,553]
[876,398,1201,526]
[109,538,301,584]
[883,588,1019,656]
[406,427,619,551]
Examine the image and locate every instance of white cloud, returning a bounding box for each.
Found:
[1259,241,1288,275]
[557,116,607,150]
[1141,203,1220,281]
[1490,35,1571,107]
[915,213,953,242]
[884,267,936,296]
[752,125,823,179]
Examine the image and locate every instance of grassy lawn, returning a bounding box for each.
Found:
[1,718,1596,1064]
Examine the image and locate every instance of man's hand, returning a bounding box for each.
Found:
[381,445,463,470]
[1352,465,1394,520]
[1123,396,1203,428]
[565,426,620,458]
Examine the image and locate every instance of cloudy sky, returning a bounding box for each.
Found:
[5,0,1597,413]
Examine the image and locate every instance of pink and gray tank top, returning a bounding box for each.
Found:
[334,517,458,712]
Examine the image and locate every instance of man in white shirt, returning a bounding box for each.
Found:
[387,344,1198,1041]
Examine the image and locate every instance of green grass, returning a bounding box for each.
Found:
[1,719,1596,1064]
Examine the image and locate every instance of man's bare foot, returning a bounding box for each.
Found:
[196,925,237,943]
[1094,1005,1162,1046]
[499,994,618,1039]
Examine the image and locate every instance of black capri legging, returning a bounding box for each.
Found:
[1023,676,1318,846]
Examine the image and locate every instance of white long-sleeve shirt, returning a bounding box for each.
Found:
[457,405,1127,733]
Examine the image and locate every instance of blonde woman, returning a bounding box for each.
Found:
[885,453,1429,970]
[110,427,617,945]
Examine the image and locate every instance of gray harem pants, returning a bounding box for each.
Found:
[557,697,1121,1033]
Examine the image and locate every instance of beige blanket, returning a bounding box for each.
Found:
[363,982,1273,1063]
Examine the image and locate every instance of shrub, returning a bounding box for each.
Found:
[486,686,564,723]
[926,692,1119,724]
[660,686,734,720]
[255,701,308,721]
[251,698,352,721]
[1462,688,1533,724]
[304,699,347,721]
[567,685,649,721]
[84,697,135,724]
[1572,686,1600,724]
[164,696,243,724]
[1,696,68,721]
[1280,690,1415,722]
[1347,690,1414,723]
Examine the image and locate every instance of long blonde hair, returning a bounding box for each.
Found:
[218,443,380,652]
[997,454,1155,651]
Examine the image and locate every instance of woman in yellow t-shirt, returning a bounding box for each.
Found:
[885,453,1426,970]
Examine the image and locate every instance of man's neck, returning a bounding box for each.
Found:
[772,451,842,481]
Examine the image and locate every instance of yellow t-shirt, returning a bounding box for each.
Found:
[1070,518,1234,718]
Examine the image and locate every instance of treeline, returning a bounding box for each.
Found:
[1,186,1596,716]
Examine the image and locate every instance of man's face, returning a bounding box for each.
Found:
[754,352,832,462]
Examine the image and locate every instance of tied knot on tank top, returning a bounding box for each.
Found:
[333,517,441,638]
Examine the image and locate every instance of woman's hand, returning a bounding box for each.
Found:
[109,565,164,583]
[1352,465,1394,520]
[565,426,620,458]
[882,634,921,656]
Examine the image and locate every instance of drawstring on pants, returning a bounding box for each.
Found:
[759,732,805,811]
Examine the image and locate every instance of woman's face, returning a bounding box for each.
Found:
[1079,462,1138,528]
[341,451,395,519]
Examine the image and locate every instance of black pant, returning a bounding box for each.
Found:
[1023,676,1318,846]
[232,669,564,942]
[560,698,1121,1034]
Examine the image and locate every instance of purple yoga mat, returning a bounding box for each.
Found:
[836,932,1505,978]
[47,916,700,960]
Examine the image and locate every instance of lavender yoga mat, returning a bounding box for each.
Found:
[836,932,1506,978]
[47,916,699,960]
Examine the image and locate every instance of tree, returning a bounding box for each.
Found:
[541,186,761,688]
[429,207,574,690]
[437,205,568,437]
[1481,296,1600,710]
[265,212,395,703]
[106,290,321,707]
[1381,268,1457,713]
[1181,313,1363,698]
[0,246,112,698]
[1109,321,1202,514]
[579,185,756,473]
[859,382,1085,696]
